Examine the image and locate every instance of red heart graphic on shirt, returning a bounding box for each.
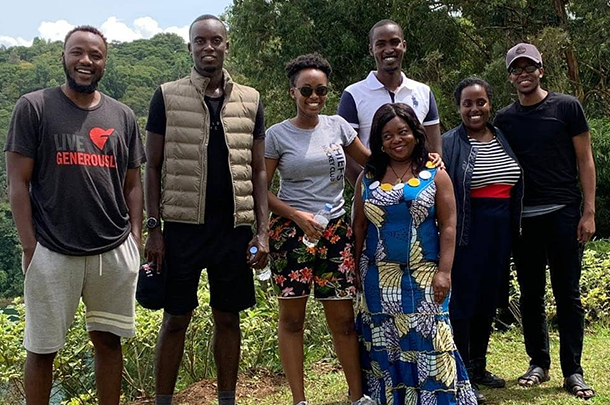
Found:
[89,127,115,150]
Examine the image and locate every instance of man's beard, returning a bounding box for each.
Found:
[62,60,101,94]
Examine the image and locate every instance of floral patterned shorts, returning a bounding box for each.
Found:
[268,214,357,300]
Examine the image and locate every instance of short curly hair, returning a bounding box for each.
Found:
[64,25,108,51]
[285,53,332,87]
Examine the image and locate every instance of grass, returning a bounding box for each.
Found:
[225,326,610,405]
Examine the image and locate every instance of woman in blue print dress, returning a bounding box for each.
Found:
[353,103,477,405]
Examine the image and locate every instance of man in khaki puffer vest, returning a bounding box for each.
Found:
[143,14,269,405]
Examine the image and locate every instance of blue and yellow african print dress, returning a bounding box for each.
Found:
[356,166,476,405]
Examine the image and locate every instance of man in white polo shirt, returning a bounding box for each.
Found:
[338,19,441,186]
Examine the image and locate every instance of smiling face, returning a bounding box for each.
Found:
[62,31,107,94]
[381,116,417,163]
[290,68,328,119]
[188,19,228,77]
[459,84,491,133]
[509,57,543,96]
[369,23,406,74]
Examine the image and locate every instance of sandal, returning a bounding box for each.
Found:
[564,373,595,400]
[518,365,550,387]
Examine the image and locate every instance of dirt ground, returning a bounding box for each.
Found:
[126,369,288,405]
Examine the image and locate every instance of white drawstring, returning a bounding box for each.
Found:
[99,254,103,276]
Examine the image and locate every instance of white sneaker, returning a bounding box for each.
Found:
[295,401,308,405]
[353,395,377,405]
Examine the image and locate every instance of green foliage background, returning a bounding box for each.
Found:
[0,34,192,298]
[1,247,609,404]
[0,1,606,296]
[1,0,608,298]
[0,278,338,404]
[0,1,609,402]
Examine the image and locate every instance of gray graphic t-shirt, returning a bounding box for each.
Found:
[4,87,145,255]
[265,115,357,218]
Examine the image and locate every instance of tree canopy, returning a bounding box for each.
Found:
[226,0,609,129]
[0,0,608,298]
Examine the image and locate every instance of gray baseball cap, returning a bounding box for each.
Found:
[506,43,542,70]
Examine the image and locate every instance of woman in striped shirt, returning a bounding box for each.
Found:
[442,77,524,404]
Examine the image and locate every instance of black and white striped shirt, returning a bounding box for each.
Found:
[469,137,521,189]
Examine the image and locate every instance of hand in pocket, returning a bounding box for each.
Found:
[22,245,37,274]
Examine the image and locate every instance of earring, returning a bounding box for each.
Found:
[381,146,385,153]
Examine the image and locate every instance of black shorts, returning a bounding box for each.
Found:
[163,221,255,314]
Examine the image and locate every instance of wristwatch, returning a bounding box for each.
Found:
[146,217,160,229]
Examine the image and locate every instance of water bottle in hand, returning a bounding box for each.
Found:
[249,246,271,281]
[303,203,333,248]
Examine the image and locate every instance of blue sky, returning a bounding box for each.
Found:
[0,0,234,47]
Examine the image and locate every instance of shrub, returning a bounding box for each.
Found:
[507,244,610,328]
[590,118,610,238]
[2,243,609,404]
[0,276,335,404]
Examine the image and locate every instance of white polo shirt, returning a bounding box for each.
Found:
[337,71,440,148]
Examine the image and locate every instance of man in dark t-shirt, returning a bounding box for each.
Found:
[4,26,145,404]
[494,43,596,399]
[144,15,269,405]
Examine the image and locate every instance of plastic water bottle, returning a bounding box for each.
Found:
[303,203,333,248]
[249,246,272,281]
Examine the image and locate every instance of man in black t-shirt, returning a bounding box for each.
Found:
[494,43,596,399]
[144,15,269,405]
[4,26,145,404]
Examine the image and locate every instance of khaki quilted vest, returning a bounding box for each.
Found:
[160,68,258,226]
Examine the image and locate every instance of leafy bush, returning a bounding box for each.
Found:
[0,276,335,404]
[0,203,23,299]
[507,244,610,328]
[579,248,610,324]
[590,118,610,238]
[2,239,609,404]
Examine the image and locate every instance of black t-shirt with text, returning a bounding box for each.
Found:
[146,86,265,227]
[494,92,589,206]
[4,87,146,255]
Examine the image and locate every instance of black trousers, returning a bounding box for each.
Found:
[513,203,585,377]
[452,316,493,374]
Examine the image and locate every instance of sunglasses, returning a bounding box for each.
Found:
[509,65,539,75]
[295,86,328,97]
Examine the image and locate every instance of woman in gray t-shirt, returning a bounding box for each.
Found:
[264,54,372,405]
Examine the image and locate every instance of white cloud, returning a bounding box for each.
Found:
[0,17,188,48]
[133,16,162,38]
[164,26,189,42]
[100,16,189,43]
[0,36,33,48]
[101,17,142,42]
[38,20,75,42]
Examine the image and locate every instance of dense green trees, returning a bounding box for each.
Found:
[0,33,192,299]
[226,0,609,129]
[0,0,609,299]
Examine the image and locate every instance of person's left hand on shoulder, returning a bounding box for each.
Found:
[247,233,269,269]
[428,153,445,170]
[432,272,451,304]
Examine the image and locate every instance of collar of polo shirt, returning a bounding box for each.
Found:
[365,71,414,93]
